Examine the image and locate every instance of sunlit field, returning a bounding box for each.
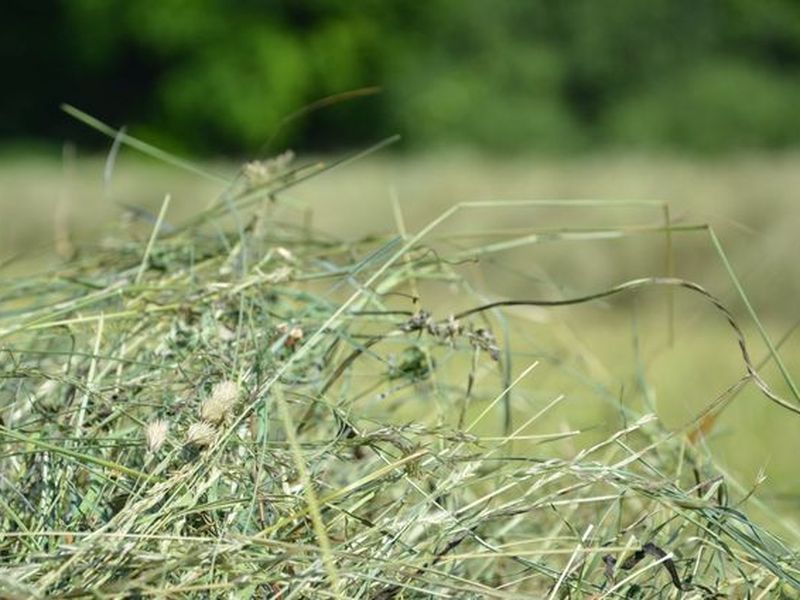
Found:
[2,151,799,595]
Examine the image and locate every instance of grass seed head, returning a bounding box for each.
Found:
[185,421,216,447]
[200,380,240,424]
[143,419,169,453]
[243,150,295,187]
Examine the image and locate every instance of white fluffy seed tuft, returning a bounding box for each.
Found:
[185,422,216,447]
[200,380,240,424]
[144,419,169,453]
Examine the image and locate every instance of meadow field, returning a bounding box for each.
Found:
[1,150,799,596]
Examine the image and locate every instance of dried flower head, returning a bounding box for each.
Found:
[144,419,169,453]
[243,160,269,184]
[402,310,433,333]
[285,327,304,348]
[441,315,463,341]
[242,150,295,187]
[185,422,216,447]
[469,328,501,361]
[200,380,240,424]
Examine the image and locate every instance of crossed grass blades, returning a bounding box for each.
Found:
[0,108,799,597]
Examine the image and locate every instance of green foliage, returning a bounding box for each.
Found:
[607,60,800,151]
[4,0,800,153]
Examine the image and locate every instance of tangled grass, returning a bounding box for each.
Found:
[2,117,800,598]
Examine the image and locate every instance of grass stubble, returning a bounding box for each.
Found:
[1,111,799,598]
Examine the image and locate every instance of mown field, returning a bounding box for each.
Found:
[1,151,799,595]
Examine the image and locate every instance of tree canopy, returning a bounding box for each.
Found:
[4,0,800,154]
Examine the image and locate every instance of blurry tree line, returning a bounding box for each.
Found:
[4,0,800,155]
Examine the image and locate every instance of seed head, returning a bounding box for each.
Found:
[243,161,269,185]
[185,422,216,447]
[275,246,294,262]
[443,315,462,340]
[470,328,501,361]
[283,326,304,349]
[144,419,169,453]
[200,380,240,424]
[242,151,295,187]
[265,265,292,284]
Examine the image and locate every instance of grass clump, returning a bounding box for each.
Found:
[1,130,800,598]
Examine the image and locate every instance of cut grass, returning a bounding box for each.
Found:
[1,120,800,597]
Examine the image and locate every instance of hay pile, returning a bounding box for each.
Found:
[1,146,798,598]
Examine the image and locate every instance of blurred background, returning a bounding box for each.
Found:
[2,1,800,524]
[4,0,800,154]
